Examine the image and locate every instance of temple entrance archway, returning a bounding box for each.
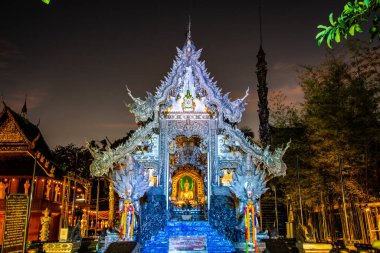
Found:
[170,165,206,207]
[169,165,207,220]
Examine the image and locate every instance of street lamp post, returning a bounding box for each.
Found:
[297,155,303,226]
[274,185,279,236]
[24,154,37,249]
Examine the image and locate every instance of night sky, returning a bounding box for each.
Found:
[0,0,345,148]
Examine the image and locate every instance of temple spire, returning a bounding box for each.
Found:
[21,95,27,118]
[187,16,192,41]
[256,0,270,145]
[182,16,196,55]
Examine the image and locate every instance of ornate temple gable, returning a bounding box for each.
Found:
[126,37,250,125]
[0,105,56,177]
[0,106,31,150]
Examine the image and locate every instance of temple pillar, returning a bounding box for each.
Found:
[159,120,169,209]
[207,153,210,211]
[209,119,218,187]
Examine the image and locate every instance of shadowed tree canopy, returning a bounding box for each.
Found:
[270,41,380,207]
[300,41,380,201]
[52,144,94,178]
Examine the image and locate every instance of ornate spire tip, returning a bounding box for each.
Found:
[187,16,191,40]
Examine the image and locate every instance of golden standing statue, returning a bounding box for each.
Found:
[81,211,88,238]
[45,181,51,200]
[39,208,51,242]
[54,184,60,202]
[24,180,30,195]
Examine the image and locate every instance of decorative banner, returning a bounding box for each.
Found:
[169,237,206,252]
[2,194,29,253]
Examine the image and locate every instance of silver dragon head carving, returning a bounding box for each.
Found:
[221,87,249,123]
[125,86,156,123]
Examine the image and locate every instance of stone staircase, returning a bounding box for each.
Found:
[142,221,236,252]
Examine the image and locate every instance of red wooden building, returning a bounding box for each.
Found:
[0,102,64,243]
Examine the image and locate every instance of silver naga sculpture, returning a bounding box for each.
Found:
[111,155,150,214]
[87,145,150,212]
[229,163,268,215]
[228,161,268,234]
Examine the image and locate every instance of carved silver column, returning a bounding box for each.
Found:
[209,119,218,187]
[159,119,169,209]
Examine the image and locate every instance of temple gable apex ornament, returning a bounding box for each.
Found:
[182,90,196,112]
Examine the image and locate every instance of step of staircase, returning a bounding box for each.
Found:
[142,221,235,253]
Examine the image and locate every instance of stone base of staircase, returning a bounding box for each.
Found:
[142,221,235,253]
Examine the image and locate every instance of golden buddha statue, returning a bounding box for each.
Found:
[180,179,194,201]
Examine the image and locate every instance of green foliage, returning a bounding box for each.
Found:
[271,42,380,207]
[316,0,380,48]
[299,42,380,201]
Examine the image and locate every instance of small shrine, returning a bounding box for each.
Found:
[88,26,290,251]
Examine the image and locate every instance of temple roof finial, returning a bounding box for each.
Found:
[182,16,196,54]
[187,15,192,41]
[21,94,27,118]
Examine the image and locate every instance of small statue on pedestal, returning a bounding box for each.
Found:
[80,211,88,238]
[45,181,51,200]
[24,179,30,195]
[39,208,51,242]
[54,184,60,202]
